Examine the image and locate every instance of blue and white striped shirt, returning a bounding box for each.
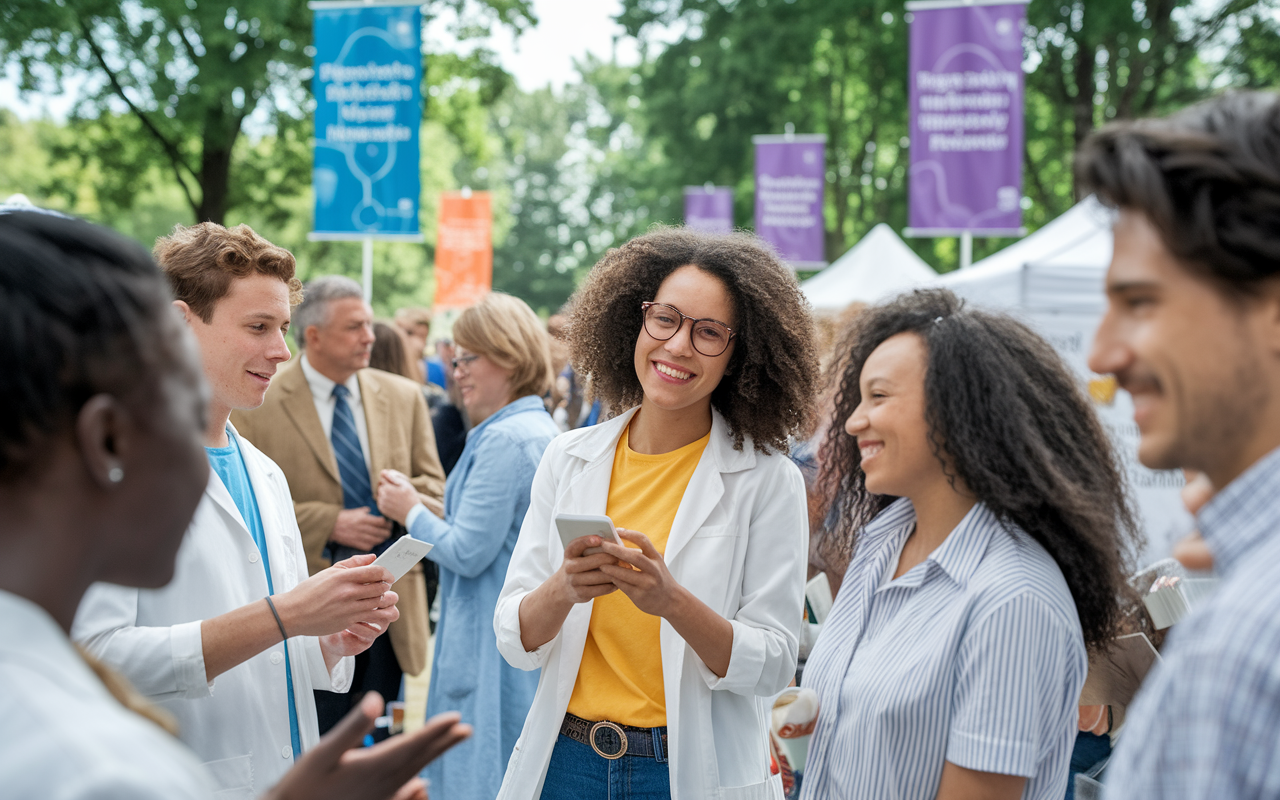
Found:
[1104,445,1280,799]
[800,499,1086,800]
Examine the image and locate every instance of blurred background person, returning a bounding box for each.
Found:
[394,306,447,389]
[377,291,559,800]
[494,228,818,800]
[801,289,1137,800]
[369,319,444,630]
[0,209,470,800]
[233,276,446,738]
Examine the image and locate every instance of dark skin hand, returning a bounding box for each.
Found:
[263,691,471,800]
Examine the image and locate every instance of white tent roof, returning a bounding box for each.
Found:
[936,197,1115,313]
[801,223,938,312]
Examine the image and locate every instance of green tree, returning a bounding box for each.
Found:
[617,0,1277,269]
[0,0,534,224]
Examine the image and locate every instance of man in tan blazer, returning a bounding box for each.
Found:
[233,275,446,735]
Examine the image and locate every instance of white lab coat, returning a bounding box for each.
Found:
[1,590,215,800]
[494,408,809,800]
[73,425,352,798]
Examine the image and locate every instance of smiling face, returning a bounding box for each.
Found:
[1089,209,1276,484]
[845,331,944,499]
[453,347,515,425]
[180,273,292,424]
[633,265,736,419]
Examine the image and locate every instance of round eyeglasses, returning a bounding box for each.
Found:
[641,301,736,357]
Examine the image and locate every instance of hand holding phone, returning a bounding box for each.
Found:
[555,513,623,556]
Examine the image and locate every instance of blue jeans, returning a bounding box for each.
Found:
[539,734,672,800]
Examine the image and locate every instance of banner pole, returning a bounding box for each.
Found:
[362,238,373,302]
[959,231,973,270]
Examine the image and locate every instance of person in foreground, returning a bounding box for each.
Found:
[0,210,470,798]
[494,227,819,799]
[377,292,560,800]
[1078,91,1280,799]
[70,223,399,793]
[800,288,1136,800]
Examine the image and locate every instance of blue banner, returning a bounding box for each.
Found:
[311,2,422,238]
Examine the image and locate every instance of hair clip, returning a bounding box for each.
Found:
[933,316,944,324]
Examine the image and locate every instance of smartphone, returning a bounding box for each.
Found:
[555,513,623,555]
[370,536,434,584]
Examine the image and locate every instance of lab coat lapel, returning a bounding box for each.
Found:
[278,361,341,484]
[204,462,251,539]
[664,410,752,564]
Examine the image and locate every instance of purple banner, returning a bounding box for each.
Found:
[754,135,827,268]
[684,186,734,233]
[907,2,1025,234]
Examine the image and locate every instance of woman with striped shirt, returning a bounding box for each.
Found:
[801,289,1136,800]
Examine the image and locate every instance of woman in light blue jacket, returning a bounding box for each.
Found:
[378,292,560,800]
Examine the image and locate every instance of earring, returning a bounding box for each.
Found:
[108,467,124,483]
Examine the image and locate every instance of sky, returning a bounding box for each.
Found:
[0,0,647,121]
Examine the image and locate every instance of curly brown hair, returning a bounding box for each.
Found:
[567,227,819,453]
[815,289,1138,650]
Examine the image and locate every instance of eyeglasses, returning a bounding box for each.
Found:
[641,301,736,357]
[451,354,481,371]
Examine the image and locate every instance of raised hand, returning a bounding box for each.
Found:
[264,691,471,800]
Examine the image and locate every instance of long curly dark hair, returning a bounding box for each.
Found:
[568,227,819,453]
[815,289,1138,649]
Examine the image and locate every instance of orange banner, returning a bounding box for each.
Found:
[433,192,492,310]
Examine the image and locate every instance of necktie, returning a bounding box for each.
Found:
[331,384,377,512]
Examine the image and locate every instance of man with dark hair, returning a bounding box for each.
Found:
[1081,91,1280,798]
[73,223,404,795]
[234,275,446,736]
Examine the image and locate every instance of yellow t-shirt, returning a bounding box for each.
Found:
[565,425,710,727]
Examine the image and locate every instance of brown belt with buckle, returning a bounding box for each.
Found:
[560,712,668,760]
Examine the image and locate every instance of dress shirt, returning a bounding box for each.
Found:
[801,499,1086,800]
[0,590,214,799]
[1104,445,1280,800]
[300,353,371,469]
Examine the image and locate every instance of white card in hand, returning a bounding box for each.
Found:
[371,537,434,584]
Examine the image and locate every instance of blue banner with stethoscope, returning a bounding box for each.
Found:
[310,1,422,239]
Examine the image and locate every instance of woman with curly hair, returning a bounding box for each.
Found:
[799,288,1137,800]
[494,227,819,800]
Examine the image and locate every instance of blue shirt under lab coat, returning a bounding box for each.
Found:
[407,395,559,800]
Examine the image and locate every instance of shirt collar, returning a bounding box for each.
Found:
[1198,445,1280,577]
[0,590,98,694]
[866,498,999,588]
[300,353,361,405]
[469,395,548,438]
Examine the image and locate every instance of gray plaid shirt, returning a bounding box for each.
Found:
[1106,445,1280,799]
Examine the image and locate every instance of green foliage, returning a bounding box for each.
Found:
[0,0,533,223]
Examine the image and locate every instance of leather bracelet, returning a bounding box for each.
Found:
[265,596,288,642]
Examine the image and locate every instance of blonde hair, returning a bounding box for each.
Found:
[452,293,553,400]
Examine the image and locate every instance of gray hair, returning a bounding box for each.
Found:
[293,275,363,349]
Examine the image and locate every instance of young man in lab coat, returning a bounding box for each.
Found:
[73,222,402,796]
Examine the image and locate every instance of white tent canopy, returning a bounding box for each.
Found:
[800,223,937,313]
[936,196,1115,313]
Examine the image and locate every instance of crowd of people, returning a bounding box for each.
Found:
[2,89,1280,800]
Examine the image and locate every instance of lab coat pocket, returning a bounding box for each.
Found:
[720,774,784,800]
[203,753,254,798]
[677,524,739,609]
